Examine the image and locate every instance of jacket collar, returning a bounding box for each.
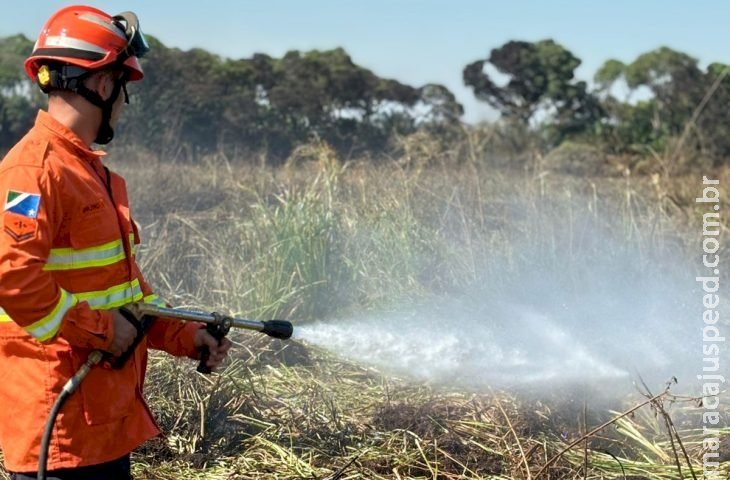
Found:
[34,110,107,162]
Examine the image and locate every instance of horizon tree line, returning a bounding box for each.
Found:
[0,33,727,164]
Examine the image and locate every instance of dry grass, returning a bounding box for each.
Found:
[2,142,728,479]
[119,144,729,479]
[130,342,729,479]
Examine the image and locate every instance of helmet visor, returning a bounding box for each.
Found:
[113,12,150,59]
[127,27,150,58]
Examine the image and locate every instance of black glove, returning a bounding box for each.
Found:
[110,304,154,369]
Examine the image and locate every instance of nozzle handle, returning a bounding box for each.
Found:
[197,319,229,374]
[261,320,293,339]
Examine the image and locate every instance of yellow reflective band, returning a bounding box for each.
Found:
[128,233,137,256]
[26,289,77,341]
[143,294,166,307]
[44,239,126,271]
[0,280,146,337]
[75,279,144,310]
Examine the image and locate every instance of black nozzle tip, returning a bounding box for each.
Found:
[261,320,293,339]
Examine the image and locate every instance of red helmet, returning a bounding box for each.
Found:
[25,5,149,82]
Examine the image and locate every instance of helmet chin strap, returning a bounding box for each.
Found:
[39,63,129,145]
[74,78,125,145]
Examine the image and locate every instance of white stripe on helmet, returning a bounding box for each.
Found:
[43,36,109,55]
[78,13,127,40]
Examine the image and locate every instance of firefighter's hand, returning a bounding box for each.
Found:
[194,329,232,370]
[109,308,138,357]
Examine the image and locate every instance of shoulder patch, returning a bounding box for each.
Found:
[3,190,40,242]
[3,211,37,242]
[4,191,40,218]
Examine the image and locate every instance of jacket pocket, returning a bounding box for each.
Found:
[70,348,138,425]
[0,335,50,453]
[69,207,121,251]
[60,208,128,293]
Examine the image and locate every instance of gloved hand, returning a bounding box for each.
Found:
[194,328,232,371]
[108,307,141,357]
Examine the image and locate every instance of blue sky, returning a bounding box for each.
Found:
[2,1,728,122]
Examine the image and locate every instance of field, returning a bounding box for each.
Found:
[3,141,729,479]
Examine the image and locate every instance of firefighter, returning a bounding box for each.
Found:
[0,6,231,479]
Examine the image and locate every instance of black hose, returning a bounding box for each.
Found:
[37,389,69,480]
[38,351,104,480]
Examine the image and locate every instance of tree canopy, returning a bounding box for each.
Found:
[1,33,729,165]
[0,34,462,162]
[463,39,604,143]
[595,47,730,162]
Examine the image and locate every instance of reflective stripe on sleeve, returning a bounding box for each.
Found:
[0,280,146,339]
[129,233,138,256]
[26,289,77,341]
[75,279,144,310]
[43,239,126,271]
[142,294,166,307]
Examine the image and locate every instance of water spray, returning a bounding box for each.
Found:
[294,289,701,393]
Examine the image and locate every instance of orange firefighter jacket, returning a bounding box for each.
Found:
[0,110,202,472]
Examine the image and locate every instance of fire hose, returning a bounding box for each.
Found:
[37,303,293,480]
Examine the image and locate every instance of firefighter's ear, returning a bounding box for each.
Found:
[98,72,116,101]
[83,70,115,100]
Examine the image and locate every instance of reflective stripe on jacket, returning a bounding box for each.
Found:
[0,110,202,472]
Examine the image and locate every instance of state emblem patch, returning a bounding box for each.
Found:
[3,190,40,242]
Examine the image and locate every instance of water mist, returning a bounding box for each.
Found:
[295,195,722,397]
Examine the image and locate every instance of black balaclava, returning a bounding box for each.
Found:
[41,64,127,145]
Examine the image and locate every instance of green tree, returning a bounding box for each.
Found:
[463,39,602,143]
[0,34,43,150]
[262,48,423,155]
[625,47,702,137]
[694,63,730,162]
[121,36,237,158]
[594,59,626,93]
[464,40,577,123]
[0,33,461,162]
[418,83,464,124]
[122,41,440,161]
[594,48,730,162]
